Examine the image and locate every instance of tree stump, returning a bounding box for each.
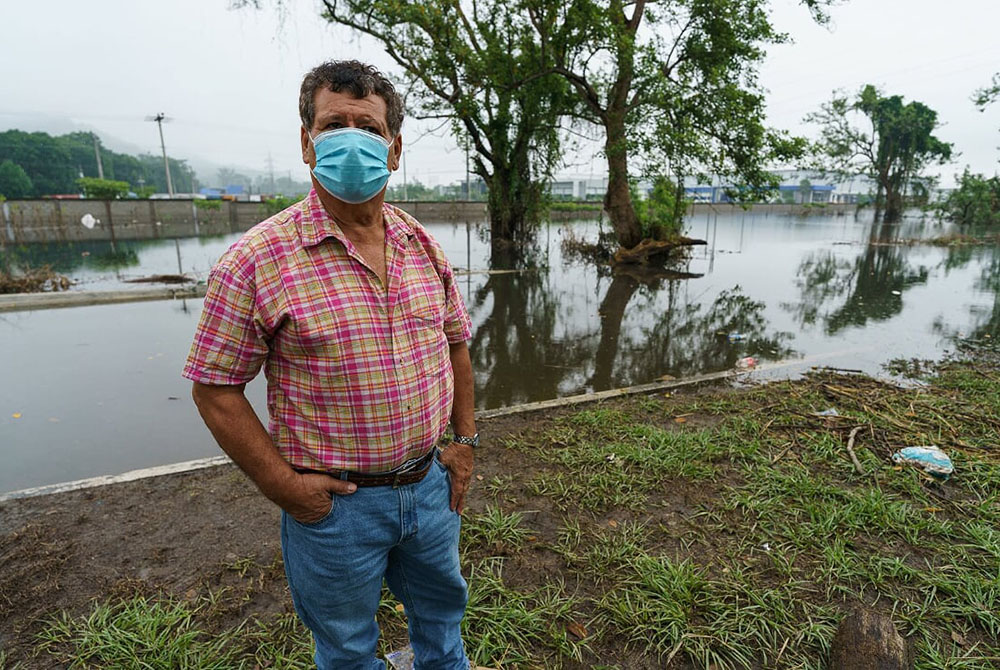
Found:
[829,610,913,670]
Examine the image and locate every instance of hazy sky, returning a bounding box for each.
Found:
[2,0,998,188]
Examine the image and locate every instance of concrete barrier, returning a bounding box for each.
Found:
[0,198,856,246]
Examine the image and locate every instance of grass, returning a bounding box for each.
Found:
[22,355,1000,669]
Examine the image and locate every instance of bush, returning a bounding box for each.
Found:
[77,177,129,200]
[636,176,687,241]
[263,194,304,216]
[940,169,1000,226]
[193,199,222,211]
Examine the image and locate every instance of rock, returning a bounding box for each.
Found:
[829,609,913,670]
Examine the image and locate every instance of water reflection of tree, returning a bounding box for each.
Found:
[593,277,796,390]
[785,223,929,334]
[0,240,143,273]
[933,245,1000,341]
[467,265,796,406]
[467,272,594,409]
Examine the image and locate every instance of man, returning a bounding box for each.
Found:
[183,60,477,670]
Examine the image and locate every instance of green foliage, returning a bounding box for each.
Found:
[0,129,198,197]
[0,159,33,198]
[316,0,574,259]
[807,85,952,222]
[385,178,439,202]
[262,194,303,216]
[973,72,1000,110]
[135,186,156,199]
[546,0,825,248]
[940,169,1000,226]
[192,198,222,211]
[77,177,129,200]
[548,201,602,212]
[635,176,686,240]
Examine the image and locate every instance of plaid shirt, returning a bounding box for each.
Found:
[183,189,472,473]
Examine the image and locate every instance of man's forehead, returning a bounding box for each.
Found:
[313,89,387,122]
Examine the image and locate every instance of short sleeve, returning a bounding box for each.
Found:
[182,259,268,385]
[440,259,473,344]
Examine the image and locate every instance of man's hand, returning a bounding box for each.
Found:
[438,442,475,514]
[272,472,358,525]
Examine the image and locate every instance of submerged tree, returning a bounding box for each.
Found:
[538,0,829,252]
[808,85,952,223]
[315,0,573,265]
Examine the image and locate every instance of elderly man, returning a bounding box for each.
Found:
[183,60,477,670]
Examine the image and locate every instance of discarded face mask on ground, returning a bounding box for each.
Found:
[892,446,953,480]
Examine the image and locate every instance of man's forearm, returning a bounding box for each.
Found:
[191,382,295,502]
[449,341,476,436]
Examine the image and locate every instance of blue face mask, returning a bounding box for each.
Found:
[310,127,392,204]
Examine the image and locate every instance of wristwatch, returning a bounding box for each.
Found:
[452,432,480,448]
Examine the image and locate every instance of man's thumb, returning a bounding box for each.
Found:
[327,477,357,495]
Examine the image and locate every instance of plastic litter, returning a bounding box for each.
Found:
[727,332,747,342]
[891,290,902,296]
[386,647,415,670]
[735,356,757,370]
[892,446,953,480]
[80,213,97,230]
[814,408,839,417]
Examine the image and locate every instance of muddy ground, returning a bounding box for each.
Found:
[1,395,692,668]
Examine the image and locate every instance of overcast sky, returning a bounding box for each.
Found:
[2,0,998,188]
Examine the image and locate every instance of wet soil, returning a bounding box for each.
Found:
[0,387,722,668]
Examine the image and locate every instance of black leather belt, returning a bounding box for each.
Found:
[293,449,436,488]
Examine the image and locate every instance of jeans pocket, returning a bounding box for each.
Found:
[294,495,337,528]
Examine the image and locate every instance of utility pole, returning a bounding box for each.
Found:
[265,152,276,194]
[146,113,174,197]
[92,133,104,179]
[465,143,470,201]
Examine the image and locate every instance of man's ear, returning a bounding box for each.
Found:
[389,134,402,172]
[301,126,314,165]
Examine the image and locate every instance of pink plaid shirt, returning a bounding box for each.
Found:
[183,189,472,473]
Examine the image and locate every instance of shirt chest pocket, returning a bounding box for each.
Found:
[400,267,445,328]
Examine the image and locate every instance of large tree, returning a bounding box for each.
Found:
[808,85,952,223]
[536,0,830,251]
[315,0,573,264]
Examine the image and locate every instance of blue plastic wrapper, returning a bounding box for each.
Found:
[892,446,953,480]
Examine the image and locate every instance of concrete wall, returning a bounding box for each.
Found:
[0,198,854,246]
[0,199,266,245]
[0,199,495,245]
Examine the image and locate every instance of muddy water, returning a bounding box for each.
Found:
[2,210,998,492]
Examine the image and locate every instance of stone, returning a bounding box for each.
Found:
[829,609,913,670]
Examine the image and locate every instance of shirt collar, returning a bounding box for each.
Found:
[299,188,414,248]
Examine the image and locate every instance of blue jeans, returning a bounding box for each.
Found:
[281,455,470,670]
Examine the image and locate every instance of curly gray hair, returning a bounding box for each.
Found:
[299,60,404,137]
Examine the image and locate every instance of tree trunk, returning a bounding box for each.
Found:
[604,114,642,250]
[486,163,536,268]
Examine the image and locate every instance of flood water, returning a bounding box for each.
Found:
[3,210,998,493]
